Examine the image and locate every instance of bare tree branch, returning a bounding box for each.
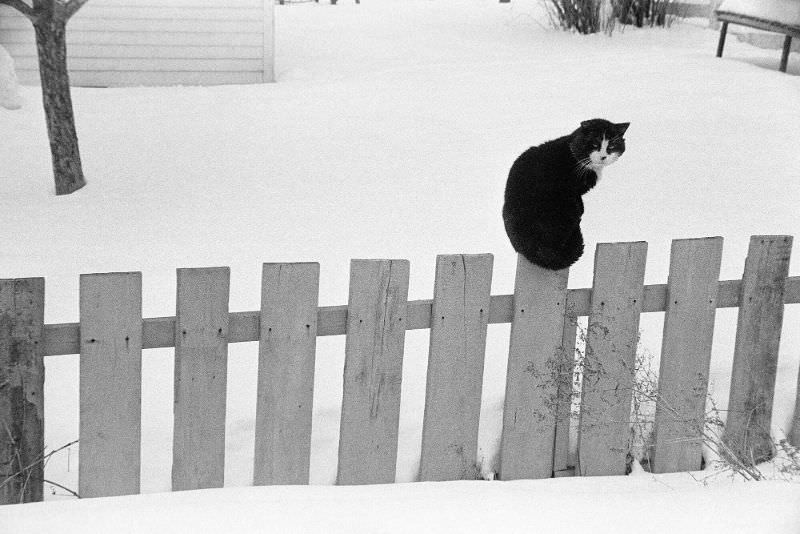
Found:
[0,0,35,21]
[42,478,80,499]
[63,0,89,19]
[0,439,79,490]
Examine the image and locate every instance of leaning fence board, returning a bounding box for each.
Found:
[0,278,45,504]
[553,297,579,475]
[172,267,230,491]
[724,236,792,463]
[79,272,142,498]
[652,237,723,473]
[577,242,647,477]
[499,256,570,480]
[337,259,410,485]
[790,363,800,448]
[254,263,319,486]
[419,254,493,481]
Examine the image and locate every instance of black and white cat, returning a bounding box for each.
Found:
[502,119,630,270]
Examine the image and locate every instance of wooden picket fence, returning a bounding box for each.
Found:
[1,235,798,504]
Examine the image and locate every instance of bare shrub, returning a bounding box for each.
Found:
[543,320,799,480]
[543,0,680,35]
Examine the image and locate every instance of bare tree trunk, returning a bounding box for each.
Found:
[32,16,86,196]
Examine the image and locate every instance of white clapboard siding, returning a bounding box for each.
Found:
[0,0,273,87]
[0,30,264,47]
[499,256,570,480]
[577,242,647,477]
[3,43,262,59]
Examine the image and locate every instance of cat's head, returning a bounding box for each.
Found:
[570,119,630,171]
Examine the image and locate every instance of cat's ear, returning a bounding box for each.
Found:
[580,120,592,129]
[615,122,631,135]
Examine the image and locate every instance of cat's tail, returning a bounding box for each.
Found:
[520,246,579,271]
[505,227,584,271]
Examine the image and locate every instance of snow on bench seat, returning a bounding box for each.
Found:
[715,0,799,72]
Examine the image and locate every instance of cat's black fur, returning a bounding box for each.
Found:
[502,119,630,270]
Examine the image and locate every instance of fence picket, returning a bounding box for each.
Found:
[724,235,792,463]
[0,278,45,504]
[790,364,800,448]
[79,272,142,498]
[419,254,493,481]
[254,263,319,485]
[499,256,569,480]
[337,259,409,485]
[172,267,230,491]
[652,237,723,473]
[553,302,578,475]
[2,234,798,503]
[577,242,647,476]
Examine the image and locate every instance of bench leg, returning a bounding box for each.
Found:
[780,35,791,72]
[716,21,728,58]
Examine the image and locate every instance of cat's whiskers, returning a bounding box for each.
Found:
[573,157,593,181]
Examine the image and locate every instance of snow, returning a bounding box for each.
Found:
[3,476,800,534]
[0,0,798,531]
[0,44,22,110]
[717,0,800,26]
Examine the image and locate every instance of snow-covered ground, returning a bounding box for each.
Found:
[4,476,800,534]
[0,0,798,531]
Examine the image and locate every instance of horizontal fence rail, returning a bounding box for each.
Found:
[1,235,799,504]
[38,276,800,357]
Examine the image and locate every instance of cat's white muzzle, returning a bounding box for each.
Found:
[590,151,619,168]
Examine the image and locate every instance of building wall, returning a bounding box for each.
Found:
[0,0,274,87]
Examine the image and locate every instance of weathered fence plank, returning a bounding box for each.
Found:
[172,267,230,491]
[553,299,578,475]
[724,236,792,464]
[1,235,796,501]
[79,272,142,498]
[652,237,723,473]
[0,278,45,505]
[254,263,319,486]
[499,256,570,480]
[577,242,647,476]
[337,259,409,485]
[790,362,800,448]
[419,254,493,481]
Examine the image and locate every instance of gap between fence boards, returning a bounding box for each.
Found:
[39,276,800,357]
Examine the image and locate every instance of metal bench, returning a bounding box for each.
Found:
[715,0,800,72]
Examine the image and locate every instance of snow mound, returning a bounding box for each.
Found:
[0,44,23,110]
[2,478,800,534]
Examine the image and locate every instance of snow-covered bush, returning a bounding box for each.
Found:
[0,44,23,110]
